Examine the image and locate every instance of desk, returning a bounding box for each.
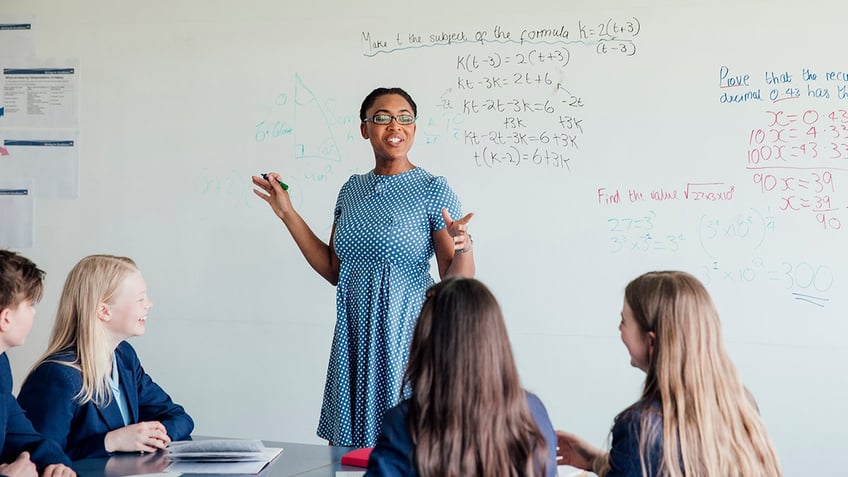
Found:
[72,441,364,477]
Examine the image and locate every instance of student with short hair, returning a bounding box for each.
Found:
[0,250,75,477]
[365,277,556,477]
[17,255,193,460]
[557,270,782,477]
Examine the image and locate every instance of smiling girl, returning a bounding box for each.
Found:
[17,255,193,460]
[556,271,782,477]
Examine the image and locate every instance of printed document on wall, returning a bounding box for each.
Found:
[0,179,34,248]
[0,129,79,198]
[0,15,36,60]
[1,58,79,129]
[0,15,37,121]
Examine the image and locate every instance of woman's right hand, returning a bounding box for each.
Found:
[555,430,603,472]
[252,172,294,220]
[0,452,37,477]
[104,421,170,453]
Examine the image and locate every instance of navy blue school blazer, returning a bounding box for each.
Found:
[16,341,194,460]
[0,353,71,469]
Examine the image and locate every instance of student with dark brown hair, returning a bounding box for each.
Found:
[365,277,556,477]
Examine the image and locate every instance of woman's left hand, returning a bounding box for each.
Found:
[441,208,474,253]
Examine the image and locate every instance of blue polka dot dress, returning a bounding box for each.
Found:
[317,167,462,447]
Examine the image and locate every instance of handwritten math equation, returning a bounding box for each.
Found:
[434,41,632,170]
[360,19,641,56]
[746,107,848,230]
[606,209,687,253]
[604,205,835,304]
[700,257,833,307]
[370,19,641,171]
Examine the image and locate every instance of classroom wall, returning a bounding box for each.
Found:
[2,0,847,474]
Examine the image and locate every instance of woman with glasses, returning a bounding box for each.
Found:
[252,87,475,447]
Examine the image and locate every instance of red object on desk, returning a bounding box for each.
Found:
[340,447,374,467]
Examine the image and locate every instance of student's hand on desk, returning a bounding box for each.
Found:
[0,451,37,477]
[105,421,171,453]
[40,464,76,477]
[556,430,601,471]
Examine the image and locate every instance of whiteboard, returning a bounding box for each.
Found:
[2,1,846,474]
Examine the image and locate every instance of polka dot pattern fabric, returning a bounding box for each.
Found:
[317,167,461,447]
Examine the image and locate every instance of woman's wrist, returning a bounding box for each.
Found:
[456,234,473,254]
[592,451,611,476]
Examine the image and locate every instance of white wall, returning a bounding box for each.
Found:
[2,1,847,474]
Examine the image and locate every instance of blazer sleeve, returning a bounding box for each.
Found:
[16,360,110,459]
[364,404,416,477]
[606,405,663,477]
[1,357,71,469]
[119,342,194,440]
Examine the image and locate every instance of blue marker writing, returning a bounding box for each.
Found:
[261,173,289,191]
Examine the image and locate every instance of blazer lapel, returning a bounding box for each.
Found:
[96,399,127,430]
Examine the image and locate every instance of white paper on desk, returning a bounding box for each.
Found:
[126,473,182,477]
[558,464,590,476]
[165,447,283,474]
[167,439,266,460]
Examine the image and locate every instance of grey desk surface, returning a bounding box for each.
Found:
[72,441,365,477]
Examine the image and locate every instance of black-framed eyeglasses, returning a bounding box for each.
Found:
[363,114,416,125]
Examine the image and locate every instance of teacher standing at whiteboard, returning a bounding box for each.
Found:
[252,87,475,447]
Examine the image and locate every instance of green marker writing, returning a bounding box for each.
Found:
[261,173,289,191]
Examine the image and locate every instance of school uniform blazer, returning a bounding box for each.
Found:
[606,400,664,477]
[16,341,194,460]
[365,391,558,477]
[0,353,71,469]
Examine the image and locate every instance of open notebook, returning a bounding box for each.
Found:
[167,439,267,461]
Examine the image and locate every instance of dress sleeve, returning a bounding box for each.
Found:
[425,175,461,231]
[334,176,353,224]
[364,404,416,477]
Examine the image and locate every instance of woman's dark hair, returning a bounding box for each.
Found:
[404,277,548,477]
[359,87,418,121]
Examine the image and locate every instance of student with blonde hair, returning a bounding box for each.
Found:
[366,277,556,477]
[17,255,193,460]
[557,270,782,477]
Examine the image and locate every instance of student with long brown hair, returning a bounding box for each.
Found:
[365,277,556,477]
[557,270,782,477]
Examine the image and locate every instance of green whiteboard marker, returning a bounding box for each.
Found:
[262,173,289,191]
